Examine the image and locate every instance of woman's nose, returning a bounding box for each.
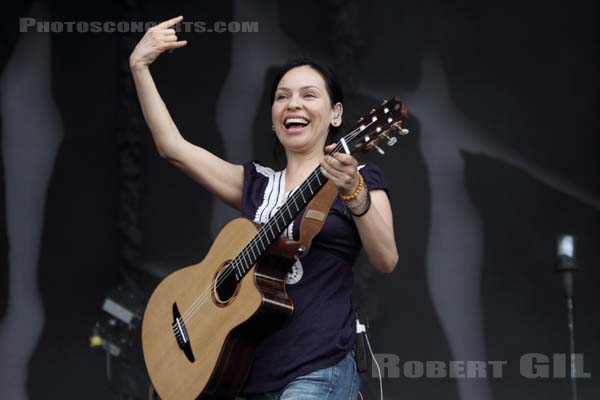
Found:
[287,94,302,109]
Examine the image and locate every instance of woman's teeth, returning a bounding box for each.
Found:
[284,117,309,129]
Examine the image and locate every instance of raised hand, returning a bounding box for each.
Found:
[129,15,188,70]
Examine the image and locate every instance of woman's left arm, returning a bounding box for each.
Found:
[350,190,398,273]
[320,147,398,273]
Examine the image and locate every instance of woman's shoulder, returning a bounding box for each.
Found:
[243,160,281,182]
[357,162,389,196]
[243,160,282,179]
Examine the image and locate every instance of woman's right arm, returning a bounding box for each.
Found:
[129,16,244,211]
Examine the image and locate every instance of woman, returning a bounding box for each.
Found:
[130,16,398,400]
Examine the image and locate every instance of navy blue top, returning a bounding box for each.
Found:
[240,161,389,394]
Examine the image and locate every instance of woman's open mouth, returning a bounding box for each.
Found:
[283,117,310,133]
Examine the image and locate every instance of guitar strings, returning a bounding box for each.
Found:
[178,118,382,325]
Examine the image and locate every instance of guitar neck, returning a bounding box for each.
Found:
[231,167,328,281]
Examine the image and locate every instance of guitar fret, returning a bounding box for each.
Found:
[239,253,247,272]
[254,244,260,260]
[267,223,275,240]
[251,243,260,264]
[315,173,322,185]
[242,252,250,270]
[258,237,266,253]
[256,234,266,250]
[278,215,287,231]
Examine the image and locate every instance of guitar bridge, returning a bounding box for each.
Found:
[172,303,195,363]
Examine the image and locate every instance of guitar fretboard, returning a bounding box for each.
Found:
[231,167,328,281]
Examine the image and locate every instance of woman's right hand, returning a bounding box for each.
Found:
[129,15,188,71]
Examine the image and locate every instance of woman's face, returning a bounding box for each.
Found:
[272,65,341,155]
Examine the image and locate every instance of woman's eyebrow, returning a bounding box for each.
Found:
[276,85,320,91]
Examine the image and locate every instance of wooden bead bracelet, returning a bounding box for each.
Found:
[339,173,364,201]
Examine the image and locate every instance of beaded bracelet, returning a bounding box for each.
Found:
[339,173,364,201]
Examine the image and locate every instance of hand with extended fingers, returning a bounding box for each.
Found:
[320,143,360,196]
[129,15,188,70]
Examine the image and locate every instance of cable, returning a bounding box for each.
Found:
[364,331,383,400]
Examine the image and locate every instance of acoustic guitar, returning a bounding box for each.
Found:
[142,97,408,399]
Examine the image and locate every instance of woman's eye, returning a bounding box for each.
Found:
[304,93,317,98]
[276,94,287,100]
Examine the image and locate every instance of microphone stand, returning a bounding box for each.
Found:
[556,234,578,400]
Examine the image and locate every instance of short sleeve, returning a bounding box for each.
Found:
[242,160,258,184]
[241,161,266,220]
[358,163,390,198]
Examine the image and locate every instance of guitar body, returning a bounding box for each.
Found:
[142,218,294,400]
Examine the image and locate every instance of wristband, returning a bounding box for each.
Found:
[350,190,372,217]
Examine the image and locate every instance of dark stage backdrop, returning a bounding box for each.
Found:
[0,1,598,399]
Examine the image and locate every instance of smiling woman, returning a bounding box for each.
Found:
[130,15,398,400]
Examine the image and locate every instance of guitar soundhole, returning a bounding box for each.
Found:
[213,263,240,305]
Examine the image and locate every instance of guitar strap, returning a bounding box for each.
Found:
[297,180,338,256]
[267,180,338,260]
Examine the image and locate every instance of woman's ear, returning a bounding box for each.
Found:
[332,102,343,127]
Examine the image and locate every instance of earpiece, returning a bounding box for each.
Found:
[334,109,340,119]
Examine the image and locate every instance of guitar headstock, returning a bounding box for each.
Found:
[339,97,409,156]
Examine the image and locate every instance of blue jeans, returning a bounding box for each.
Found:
[245,351,360,400]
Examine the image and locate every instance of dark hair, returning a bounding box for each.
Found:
[270,57,344,163]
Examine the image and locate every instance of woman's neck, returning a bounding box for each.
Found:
[284,146,323,192]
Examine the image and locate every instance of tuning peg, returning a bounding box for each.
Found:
[390,122,408,135]
[387,137,398,147]
[381,99,388,106]
[373,144,385,155]
[369,108,376,114]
